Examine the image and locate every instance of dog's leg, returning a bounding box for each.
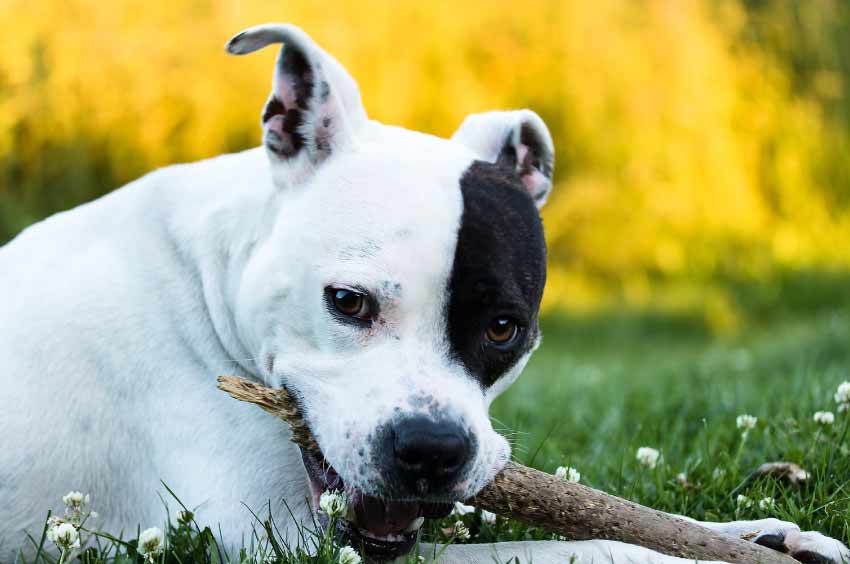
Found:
[675,516,850,564]
[416,540,728,564]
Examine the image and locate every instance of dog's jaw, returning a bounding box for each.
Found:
[290,376,512,560]
[299,446,449,561]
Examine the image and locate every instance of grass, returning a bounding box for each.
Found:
[493,306,850,537]
[14,307,850,564]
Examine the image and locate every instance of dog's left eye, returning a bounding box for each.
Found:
[485,316,519,346]
[329,288,372,320]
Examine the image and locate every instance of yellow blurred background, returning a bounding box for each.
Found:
[2,0,849,332]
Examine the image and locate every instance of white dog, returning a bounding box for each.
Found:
[1,23,847,564]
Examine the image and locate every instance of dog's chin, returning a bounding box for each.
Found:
[299,447,453,561]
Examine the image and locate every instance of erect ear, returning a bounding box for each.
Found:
[226,24,368,188]
[452,110,555,208]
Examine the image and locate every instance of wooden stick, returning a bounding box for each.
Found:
[217,375,797,564]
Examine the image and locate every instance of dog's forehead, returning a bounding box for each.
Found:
[306,132,473,281]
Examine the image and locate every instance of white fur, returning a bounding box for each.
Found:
[1,23,847,564]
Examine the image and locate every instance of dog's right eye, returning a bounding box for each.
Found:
[328,288,372,320]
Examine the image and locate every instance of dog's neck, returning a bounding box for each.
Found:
[159,147,279,380]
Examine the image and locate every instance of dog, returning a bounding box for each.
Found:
[1,23,848,564]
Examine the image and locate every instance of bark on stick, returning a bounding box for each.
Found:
[217,375,796,564]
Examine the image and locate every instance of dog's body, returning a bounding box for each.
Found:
[0,147,313,551]
[1,24,848,564]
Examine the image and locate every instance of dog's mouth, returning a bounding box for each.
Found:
[300,447,452,561]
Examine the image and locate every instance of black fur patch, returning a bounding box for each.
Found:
[278,45,314,107]
[792,552,833,564]
[446,161,547,388]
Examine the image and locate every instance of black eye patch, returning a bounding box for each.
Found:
[446,160,547,388]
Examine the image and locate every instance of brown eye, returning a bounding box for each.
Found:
[485,317,518,345]
[331,289,371,319]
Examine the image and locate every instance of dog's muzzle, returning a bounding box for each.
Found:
[381,416,473,496]
[300,417,474,561]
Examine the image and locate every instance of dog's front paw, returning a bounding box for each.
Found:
[714,519,849,564]
[790,531,850,564]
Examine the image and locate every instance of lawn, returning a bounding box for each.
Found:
[495,307,850,537]
[19,307,850,563]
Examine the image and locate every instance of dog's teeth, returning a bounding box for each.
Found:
[358,528,408,542]
[404,516,425,533]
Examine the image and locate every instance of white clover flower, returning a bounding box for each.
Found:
[453,520,471,541]
[338,545,362,564]
[48,522,80,551]
[62,491,87,507]
[736,494,753,510]
[636,447,660,469]
[319,490,349,518]
[736,414,757,433]
[555,466,581,483]
[452,502,496,523]
[835,382,850,411]
[61,491,92,524]
[138,527,164,562]
[480,509,497,524]
[452,501,475,516]
[758,497,775,511]
[814,411,835,426]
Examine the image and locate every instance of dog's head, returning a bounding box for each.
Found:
[227,24,554,559]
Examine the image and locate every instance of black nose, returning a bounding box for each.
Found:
[391,417,472,491]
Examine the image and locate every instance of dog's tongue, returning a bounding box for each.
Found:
[348,489,420,536]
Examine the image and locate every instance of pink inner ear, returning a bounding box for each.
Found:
[266,114,286,136]
[264,114,300,157]
[516,142,549,201]
[516,144,530,166]
[522,169,549,201]
[278,74,300,110]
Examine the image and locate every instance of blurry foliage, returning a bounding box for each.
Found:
[1,0,849,332]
